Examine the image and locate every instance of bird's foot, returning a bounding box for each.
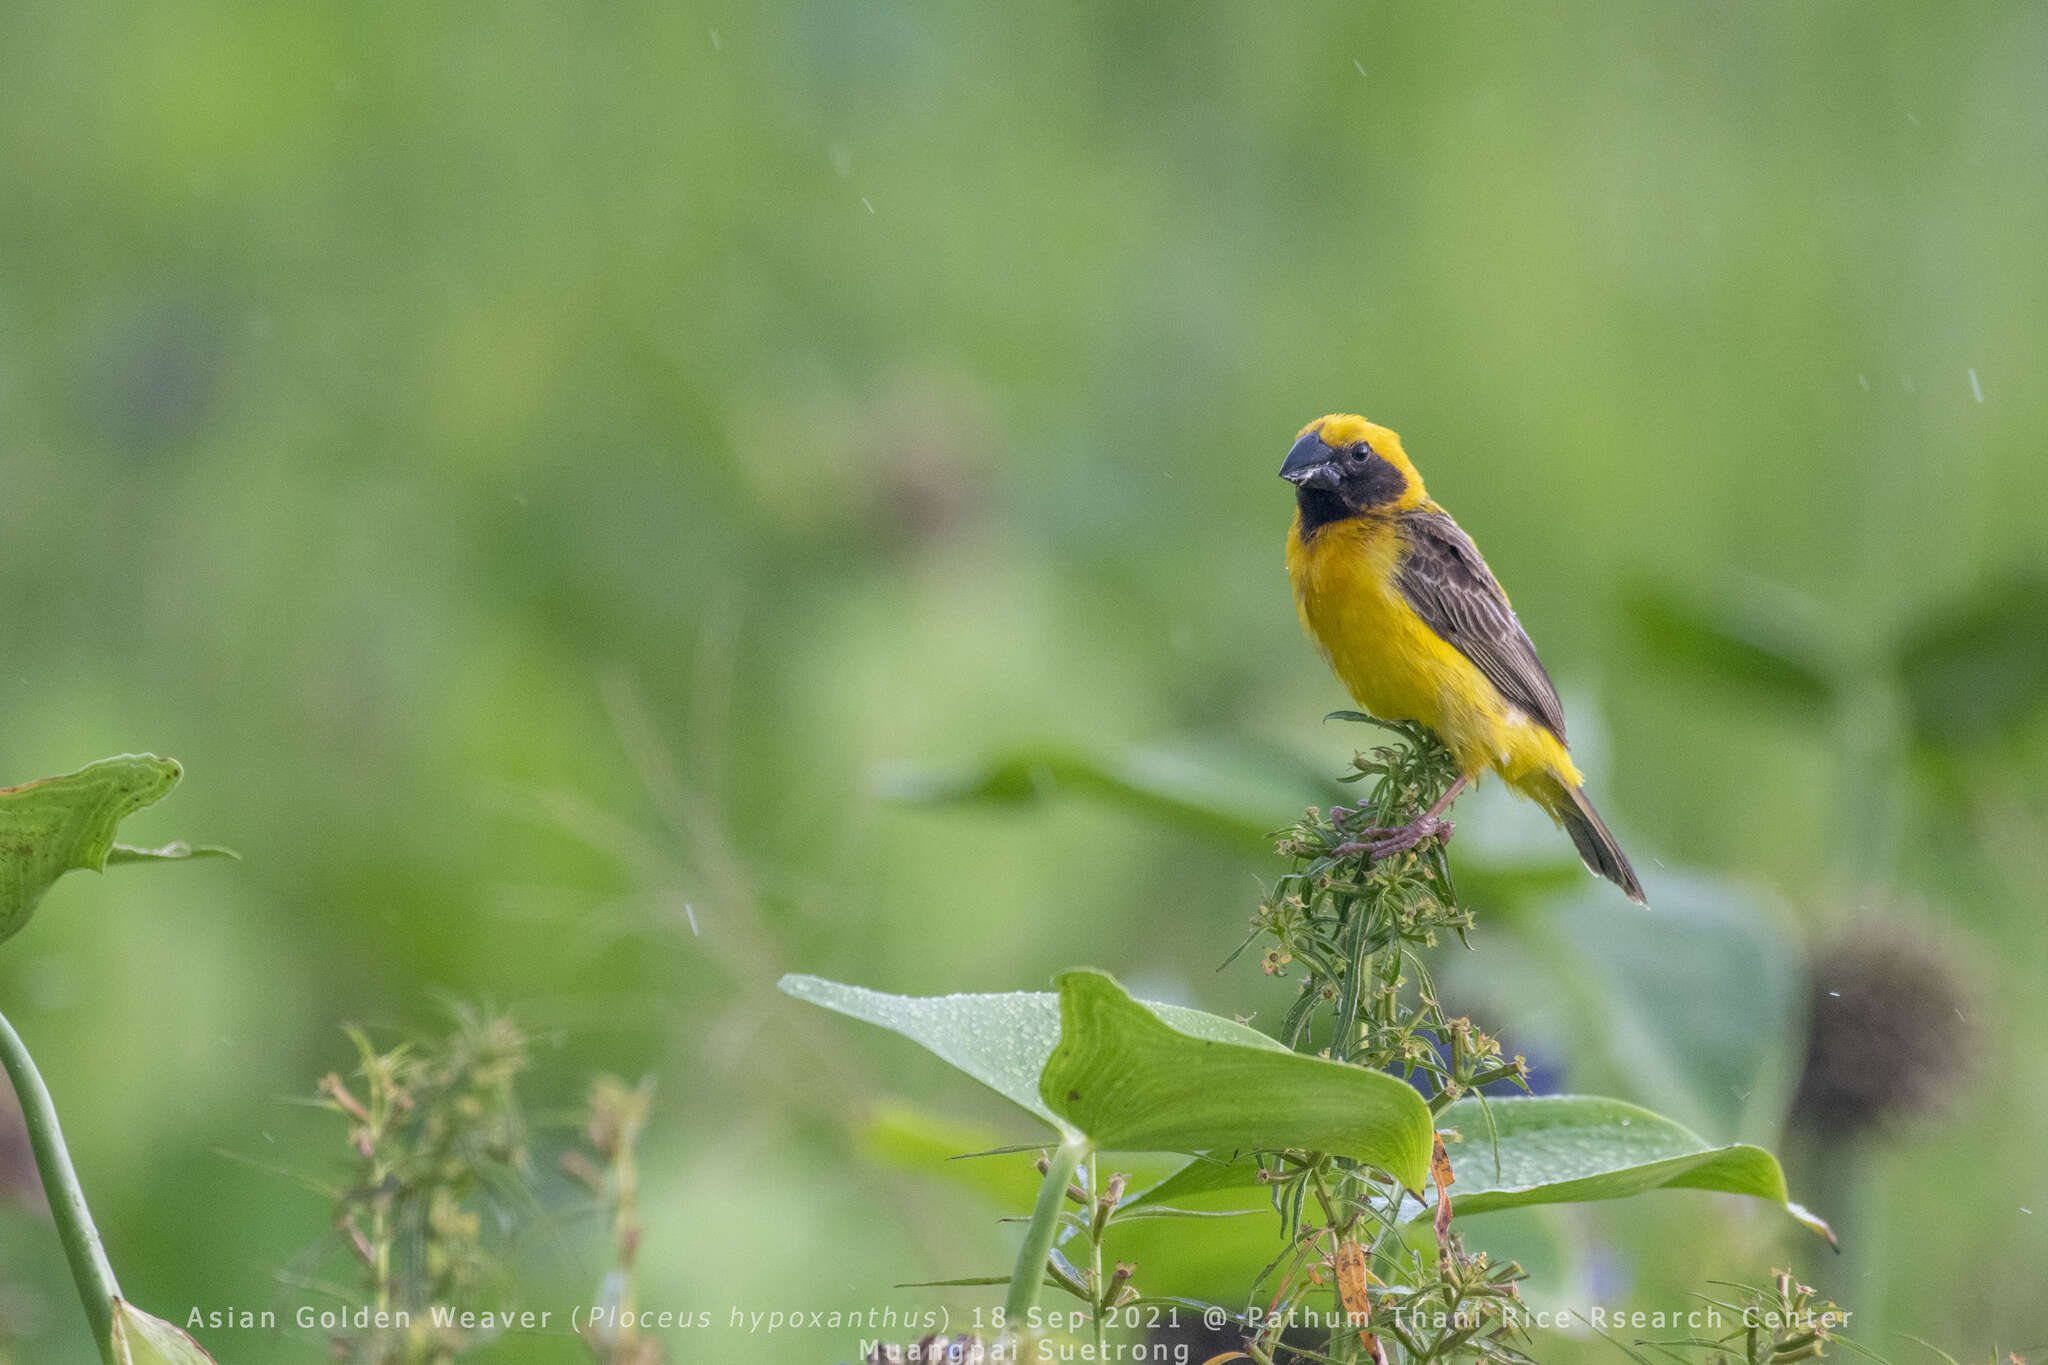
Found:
[1333,815,1455,862]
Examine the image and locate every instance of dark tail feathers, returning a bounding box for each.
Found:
[1542,779,1647,905]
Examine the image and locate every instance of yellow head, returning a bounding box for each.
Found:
[1279,414,1428,527]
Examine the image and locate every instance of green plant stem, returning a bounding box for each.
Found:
[1086,1153,1106,1357]
[1005,1137,1086,1336]
[0,1006,121,1365]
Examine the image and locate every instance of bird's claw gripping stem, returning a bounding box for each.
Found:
[1332,774,1468,861]
[1333,816,1454,861]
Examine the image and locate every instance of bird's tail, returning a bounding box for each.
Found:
[1534,774,1647,905]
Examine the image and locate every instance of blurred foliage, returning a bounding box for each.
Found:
[1624,586,1841,724]
[1461,880,1806,1147]
[1894,572,2048,752]
[2,0,2045,1360]
[874,739,1320,853]
[1627,568,2048,754]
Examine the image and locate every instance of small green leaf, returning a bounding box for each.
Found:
[858,1103,1062,1210]
[105,843,239,867]
[0,755,229,947]
[1626,582,1839,717]
[1133,1095,1831,1243]
[1041,971,1434,1191]
[112,1299,220,1364]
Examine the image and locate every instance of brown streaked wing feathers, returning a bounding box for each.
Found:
[1394,510,1569,741]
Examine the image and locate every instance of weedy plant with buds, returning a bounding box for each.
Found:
[566,1074,662,1365]
[295,1014,667,1365]
[793,720,1877,1365]
[312,1008,534,1365]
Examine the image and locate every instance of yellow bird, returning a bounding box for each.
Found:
[1281,414,1645,903]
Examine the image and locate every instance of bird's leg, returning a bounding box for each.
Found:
[1333,775,1469,860]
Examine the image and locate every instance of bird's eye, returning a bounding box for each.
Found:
[1348,442,1374,461]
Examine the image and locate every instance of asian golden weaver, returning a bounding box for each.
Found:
[1281,414,1646,903]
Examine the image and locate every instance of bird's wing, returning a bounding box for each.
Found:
[1395,509,1569,741]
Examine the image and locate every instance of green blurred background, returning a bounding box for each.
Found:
[2,2,2044,1360]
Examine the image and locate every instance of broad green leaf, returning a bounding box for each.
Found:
[782,971,1435,1191]
[1625,582,1839,717]
[1894,571,2048,750]
[1132,1094,1831,1242]
[1041,971,1434,1191]
[1429,1096,1832,1241]
[0,756,233,947]
[779,972,1288,1134]
[112,1299,221,1364]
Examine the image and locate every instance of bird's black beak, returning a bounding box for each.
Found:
[1280,431,1341,490]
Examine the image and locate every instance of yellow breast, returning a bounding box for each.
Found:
[1287,514,1465,728]
[1285,512,1576,786]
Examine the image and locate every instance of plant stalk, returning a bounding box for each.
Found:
[1086,1153,1106,1355]
[1005,1137,1086,1336]
[0,1006,122,1364]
